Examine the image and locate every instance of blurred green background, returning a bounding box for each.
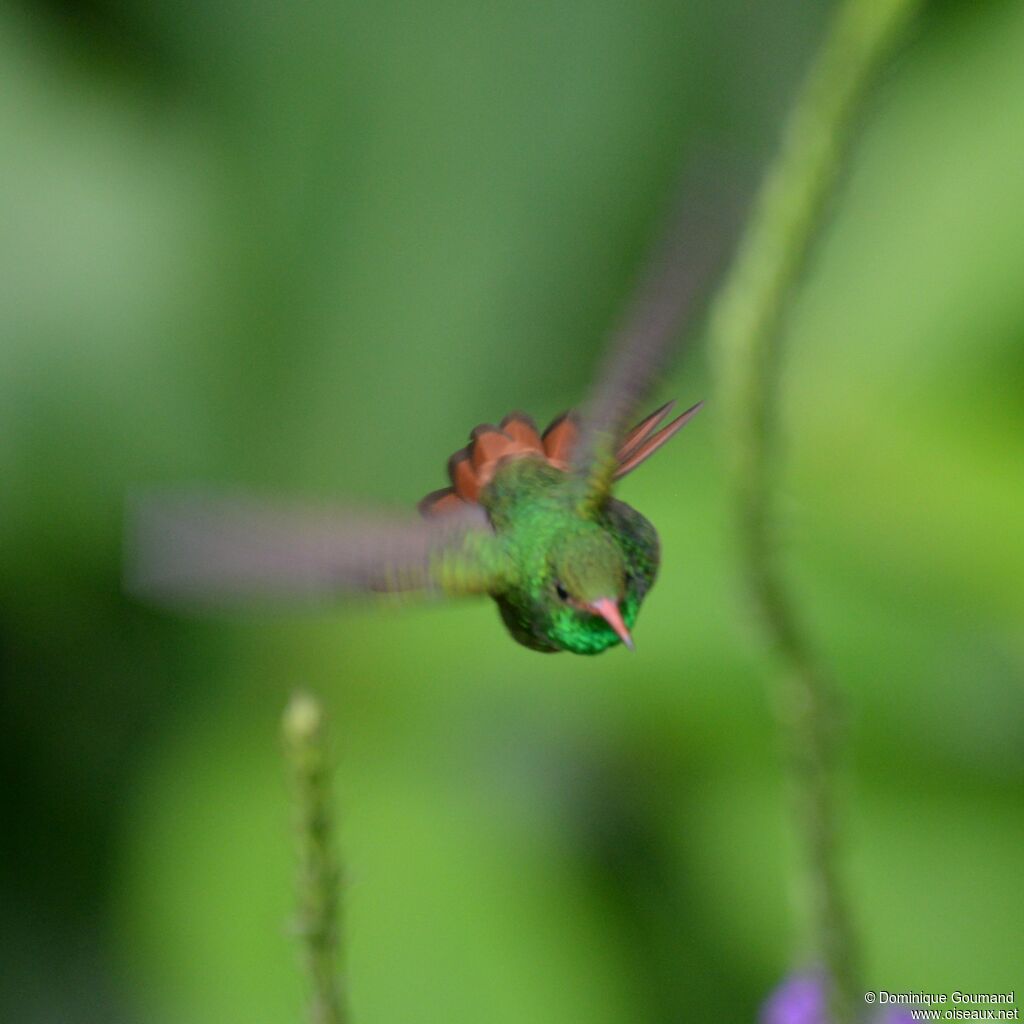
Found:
[2,0,1022,1021]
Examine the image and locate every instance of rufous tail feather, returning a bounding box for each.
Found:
[418,403,701,517]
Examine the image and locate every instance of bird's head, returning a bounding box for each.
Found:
[539,527,636,654]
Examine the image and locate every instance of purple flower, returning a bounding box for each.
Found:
[760,973,918,1024]
[761,973,829,1024]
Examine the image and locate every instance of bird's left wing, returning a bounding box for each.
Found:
[569,163,745,511]
[126,491,504,609]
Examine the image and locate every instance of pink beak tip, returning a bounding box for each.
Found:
[591,597,635,651]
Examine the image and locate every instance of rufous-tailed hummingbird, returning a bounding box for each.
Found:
[129,179,731,654]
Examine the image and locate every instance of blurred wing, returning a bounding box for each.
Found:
[570,163,745,509]
[126,491,503,609]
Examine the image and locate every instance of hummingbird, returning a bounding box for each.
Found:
[129,177,731,654]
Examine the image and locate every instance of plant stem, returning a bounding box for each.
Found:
[283,691,347,1024]
[709,0,918,1020]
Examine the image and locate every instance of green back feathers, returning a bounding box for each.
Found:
[480,458,658,654]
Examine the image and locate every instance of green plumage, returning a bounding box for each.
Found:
[479,457,659,654]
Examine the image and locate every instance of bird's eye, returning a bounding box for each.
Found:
[555,582,569,601]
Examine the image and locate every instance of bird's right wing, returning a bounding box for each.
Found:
[126,491,504,609]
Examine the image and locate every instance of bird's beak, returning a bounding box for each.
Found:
[590,597,634,651]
